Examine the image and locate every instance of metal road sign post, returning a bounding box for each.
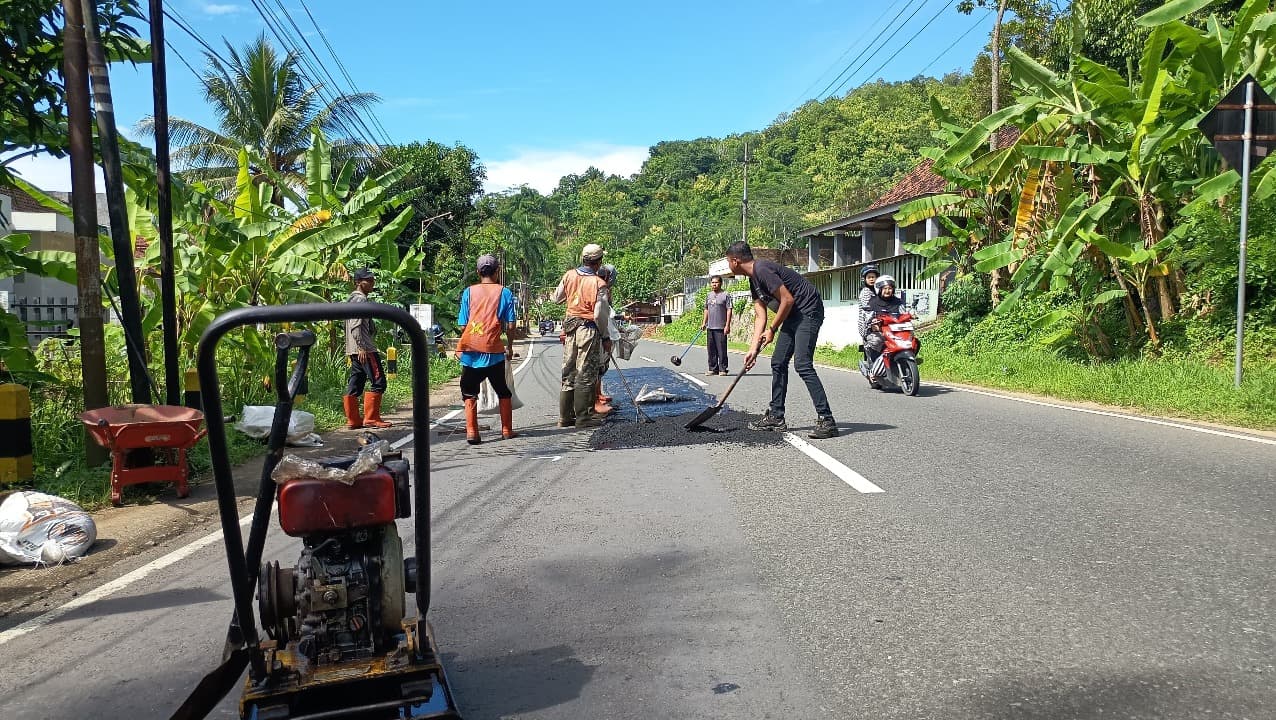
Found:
[1198,75,1276,387]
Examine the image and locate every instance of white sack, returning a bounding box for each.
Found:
[0,491,97,566]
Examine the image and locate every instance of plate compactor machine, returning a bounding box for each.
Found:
[171,304,461,720]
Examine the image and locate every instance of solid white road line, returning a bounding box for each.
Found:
[0,512,256,647]
[782,432,885,494]
[680,373,709,388]
[640,356,657,363]
[696,343,1276,449]
[931,384,1276,448]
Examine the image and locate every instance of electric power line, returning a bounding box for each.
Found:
[262,0,391,148]
[296,0,394,146]
[815,0,935,101]
[789,0,910,109]
[917,13,990,77]
[840,0,958,94]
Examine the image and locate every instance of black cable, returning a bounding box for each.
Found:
[297,0,394,146]
[918,13,988,76]
[839,0,957,93]
[792,0,910,108]
[815,0,932,101]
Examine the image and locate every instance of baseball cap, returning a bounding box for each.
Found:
[580,243,606,262]
[477,254,500,274]
[353,267,374,281]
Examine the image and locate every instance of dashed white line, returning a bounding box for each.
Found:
[680,373,709,388]
[782,432,884,494]
[640,356,657,363]
[0,512,256,647]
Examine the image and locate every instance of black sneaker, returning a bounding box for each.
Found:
[808,417,839,439]
[749,412,787,432]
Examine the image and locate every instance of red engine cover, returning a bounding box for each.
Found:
[277,470,397,536]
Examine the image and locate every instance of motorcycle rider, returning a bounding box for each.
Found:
[863,275,905,379]
[858,265,879,358]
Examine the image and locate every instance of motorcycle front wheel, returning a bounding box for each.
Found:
[898,357,920,396]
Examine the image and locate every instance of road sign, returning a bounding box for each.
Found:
[1198,75,1276,173]
[409,303,433,333]
[1197,75,1276,387]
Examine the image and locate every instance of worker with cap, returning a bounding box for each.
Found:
[344,267,391,429]
[593,263,620,417]
[456,254,518,444]
[551,243,611,428]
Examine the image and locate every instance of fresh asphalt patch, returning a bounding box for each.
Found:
[601,365,711,420]
[588,409,786,450]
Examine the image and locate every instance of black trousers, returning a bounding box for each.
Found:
[346,353,387,396]
[706,329,728,372]
[459,362,511,400]
[769,312,832,419]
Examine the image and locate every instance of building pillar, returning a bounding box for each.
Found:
[861,228,873,263]
[808,236,819,271]
[832,233,847,267]
[894,224,905,256]
[926,217,940,243]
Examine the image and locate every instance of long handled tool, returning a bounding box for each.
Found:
[670,327,705,366]
[685,343,759,429]
[608,350,654,423]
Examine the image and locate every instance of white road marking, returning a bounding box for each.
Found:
[533,455,562,462]
[0,512,256,647]
[931,384,1276,448]
[696,341,1276,449]
[680,373,709,388]
[640,356,657,363]
[782,432,885,494]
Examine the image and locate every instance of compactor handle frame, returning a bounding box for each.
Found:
[196,303,431,682]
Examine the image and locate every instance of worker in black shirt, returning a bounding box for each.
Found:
[726,241,838,439]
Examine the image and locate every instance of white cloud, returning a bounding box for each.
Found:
[484,144,649,195]
[3,153,104,193]
[201,3,243,15]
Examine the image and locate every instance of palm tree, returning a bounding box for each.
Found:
[137,33,379,204]
[503,213,554,329]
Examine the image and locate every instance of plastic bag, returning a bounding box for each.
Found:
[234,406,318,446]
[635,384,683,404]
[616,324,643,360]
[0,491,97,566]
[271,440,388,486]
[479,362,523,415]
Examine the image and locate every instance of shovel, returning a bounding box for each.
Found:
[685,342,759,429]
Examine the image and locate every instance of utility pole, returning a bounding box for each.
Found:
[741,140,754,243]
[63,0,110,465]
[150,0,181,405]
[82,0,150,405]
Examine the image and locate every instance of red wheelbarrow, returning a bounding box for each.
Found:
[81,405,207,506]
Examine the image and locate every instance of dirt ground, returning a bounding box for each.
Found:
[0,377,465,623]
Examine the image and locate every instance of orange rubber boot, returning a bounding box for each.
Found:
[499,397,518,440]
[343,395,363,429]
[465,398,481,445]
[363,391,392,429]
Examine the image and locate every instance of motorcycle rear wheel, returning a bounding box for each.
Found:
[898,357,920,396]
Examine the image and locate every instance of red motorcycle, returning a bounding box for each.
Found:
[859,311,921,396]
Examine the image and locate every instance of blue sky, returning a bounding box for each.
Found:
[11,0,995,193]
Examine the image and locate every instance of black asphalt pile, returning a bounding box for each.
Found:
[589,408,786,451]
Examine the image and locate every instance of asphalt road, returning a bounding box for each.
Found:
[1,335,1272,719]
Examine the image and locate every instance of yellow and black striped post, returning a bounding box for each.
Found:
[184,368,201,410]
[0,384,33,487]
[386,345,398,379]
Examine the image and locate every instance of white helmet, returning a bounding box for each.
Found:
[874,275,896,294]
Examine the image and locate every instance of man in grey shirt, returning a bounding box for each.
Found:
[344,268,391,429]
[701,275,733,375]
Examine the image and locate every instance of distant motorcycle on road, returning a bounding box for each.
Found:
[860,311,921,396]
